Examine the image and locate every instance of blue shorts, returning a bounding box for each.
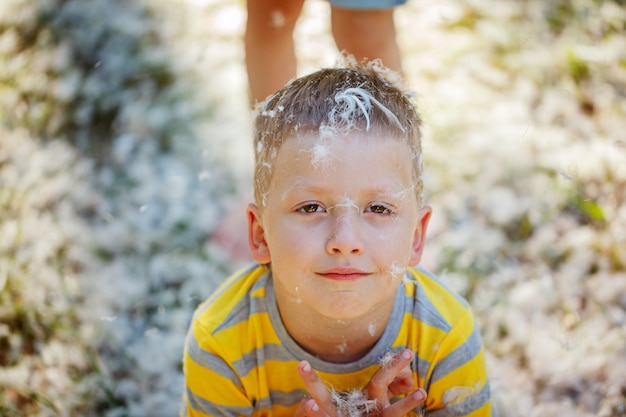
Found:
[329,0,407,9]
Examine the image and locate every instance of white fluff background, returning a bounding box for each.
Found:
[0,0,624,416]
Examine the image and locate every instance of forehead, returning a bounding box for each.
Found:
[281,130,410,156]
[271,133,416,192]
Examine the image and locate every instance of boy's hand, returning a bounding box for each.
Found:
[295,350,426,417]
[365,349,425,411]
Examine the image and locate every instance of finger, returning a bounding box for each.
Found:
[367,349,414,400]
[294,398,310,417]
[294,398,326,417]
[388,365,415,397]
[297,361,335,416]
[381,389,427,417]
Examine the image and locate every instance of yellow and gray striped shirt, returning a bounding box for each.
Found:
[182,264,493,417]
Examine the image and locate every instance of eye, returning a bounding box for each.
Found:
[298,203,324,214]
[367,204,393,215]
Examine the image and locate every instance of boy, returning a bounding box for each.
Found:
[182,62,493,416]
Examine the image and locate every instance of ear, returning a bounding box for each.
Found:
[247,203,271,264]
[408,205,432,266]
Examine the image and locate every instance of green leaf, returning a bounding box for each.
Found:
[576,196,605,221]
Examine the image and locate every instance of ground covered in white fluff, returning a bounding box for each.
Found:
[1,0,625,416]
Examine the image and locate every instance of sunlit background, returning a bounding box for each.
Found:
[1,0,625,416]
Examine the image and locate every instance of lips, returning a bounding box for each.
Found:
[316,267,371,281]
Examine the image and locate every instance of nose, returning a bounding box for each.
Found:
[325,214,364,255]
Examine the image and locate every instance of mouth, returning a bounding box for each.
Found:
[316,267,372,281]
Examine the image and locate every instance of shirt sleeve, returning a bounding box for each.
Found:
[181,319,254,417]
[423,307,494,417]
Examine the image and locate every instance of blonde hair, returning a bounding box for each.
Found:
[252,62,424,207]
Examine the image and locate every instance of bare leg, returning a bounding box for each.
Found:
[330,6,403,76]
[245,0,306,105]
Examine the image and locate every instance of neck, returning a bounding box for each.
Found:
[276,295,395,363]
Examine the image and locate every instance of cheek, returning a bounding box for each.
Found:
[371,225,415,261]
[387,260,407,280]
[374,222,414,244]
[268,223,317,258]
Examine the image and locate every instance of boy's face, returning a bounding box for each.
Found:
[248,133,431,322]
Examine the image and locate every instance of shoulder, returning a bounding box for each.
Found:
[192,264,271,335]
[403,266,471,331]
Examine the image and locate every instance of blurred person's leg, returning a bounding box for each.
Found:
[330,2,404,76]
[245,0,306,105]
